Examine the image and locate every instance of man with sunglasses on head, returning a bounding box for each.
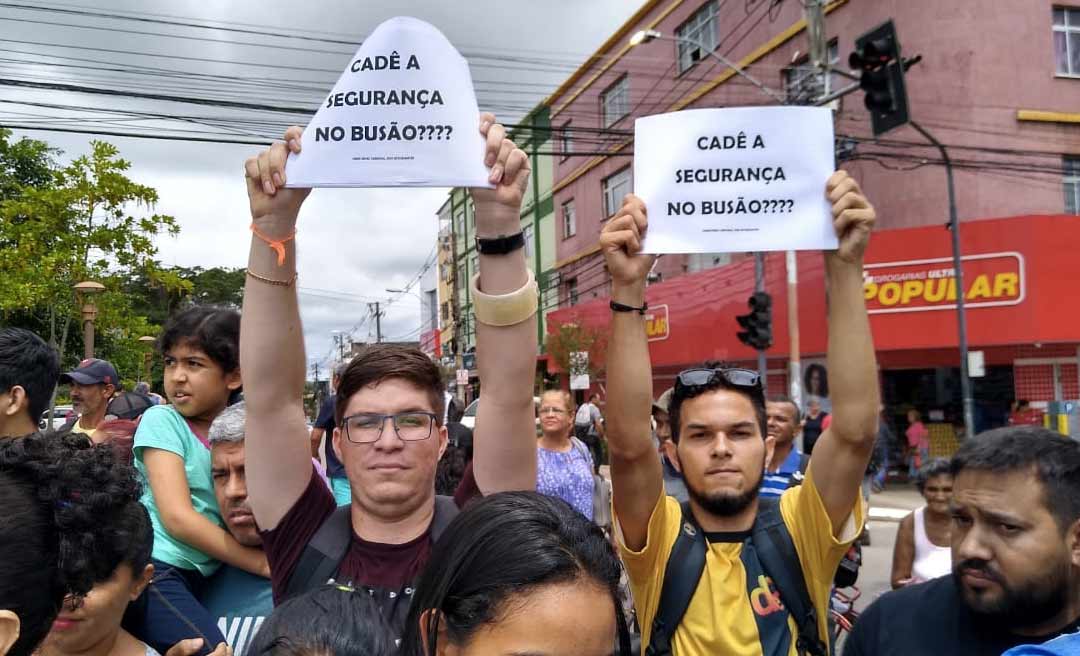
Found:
[600,171,879,656]
[237,115,539,640]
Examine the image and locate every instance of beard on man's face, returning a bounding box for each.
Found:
[685,467,764,517]
[953,556,1071,629]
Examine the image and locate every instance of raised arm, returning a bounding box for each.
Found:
[805,171,880,533]
[468,113,537,494]
[239,127,313,530]
[600,195,664,551]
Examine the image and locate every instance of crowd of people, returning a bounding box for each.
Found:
[2,114,1078,656]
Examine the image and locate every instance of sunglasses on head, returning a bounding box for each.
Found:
[674,367,762,394]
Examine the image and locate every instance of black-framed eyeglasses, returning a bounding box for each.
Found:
[674,367,762,395]
[342,411,437,444]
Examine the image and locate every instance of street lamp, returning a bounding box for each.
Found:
[73,281,105,359]
[138,335,156,385]
[627,29,787,104]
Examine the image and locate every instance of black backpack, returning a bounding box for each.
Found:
[644,497,829,656]
[281,494,460,601]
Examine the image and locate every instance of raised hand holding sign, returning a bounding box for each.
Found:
[284,16,492,188]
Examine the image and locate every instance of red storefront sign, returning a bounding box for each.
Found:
[420,329,442,358]
[863,252,1024,314]
[546,215,1080,370]
[646,304,670,342]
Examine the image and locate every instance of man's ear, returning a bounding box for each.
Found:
[332,427,345,464]
[1068,518,1080,570]
[437,424,449,460]
[2,386,27,417]
[0,610,20,656]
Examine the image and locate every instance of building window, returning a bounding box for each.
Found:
[524,223,535,258]
[469,253,479,279]
[783,42,840,103]
[675,1,720,74]
[562,199,577,238]
[1066,156,1080,214]
[1054,7,1080,76]
[566,277,579,306]
[601,75,630,127]
[560,121,573,160]
[602,167,633,218]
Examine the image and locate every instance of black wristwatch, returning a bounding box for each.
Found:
[476,232,525,255]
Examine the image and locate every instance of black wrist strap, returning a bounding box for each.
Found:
[476,232,525,255]
[610,300,648,315]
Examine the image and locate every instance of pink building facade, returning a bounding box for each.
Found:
[546,0,1080,309]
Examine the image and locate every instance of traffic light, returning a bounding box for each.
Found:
[736,292,773,351]
[849,20,909,136]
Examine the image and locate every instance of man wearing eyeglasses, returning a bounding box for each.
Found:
[237,116,539,639]
[600,171,879,656]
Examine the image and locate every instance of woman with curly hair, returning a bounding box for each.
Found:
[0,432,143,656]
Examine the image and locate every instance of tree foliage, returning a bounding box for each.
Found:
[545,319,608,379]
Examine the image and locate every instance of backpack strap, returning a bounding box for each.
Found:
[751,497,829,656]
[431,494,460,543]
[282,504,353,601]
[644,500,707,656]
[284,495,460,601]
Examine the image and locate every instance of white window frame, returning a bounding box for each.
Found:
[602,168,633,218]
[566,278,579,306]
[559,121,573,160]
[1066,156,1080,214]
[1054,7,1080,76]
[675,1,720,74]
[601,75,630,128]
[562,199,577,238]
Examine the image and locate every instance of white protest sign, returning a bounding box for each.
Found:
[285,16,492,188]
[634,107,837,253]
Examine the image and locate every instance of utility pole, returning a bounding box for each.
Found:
[369,302,384,344]
[753,253,768,390]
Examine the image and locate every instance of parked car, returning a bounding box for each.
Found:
[39,405,74,431]
[460,397,541,431]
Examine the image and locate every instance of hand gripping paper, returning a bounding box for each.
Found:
[285,16,493,188]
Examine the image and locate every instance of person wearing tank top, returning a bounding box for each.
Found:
[891,460,954,588]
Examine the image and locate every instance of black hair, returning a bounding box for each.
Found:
[0,432,143,656]
[108,501,153,580]
[950,425,1080,532]
[158,306,241,373]
[670,361,766,443]
[767,394,802,423]
[915,458,953,493]
[0,327,59,427]
[247,584,394,656]
[401,492,632,656]
[804,363,829,398]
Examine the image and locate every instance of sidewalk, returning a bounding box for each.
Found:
[867,482,923,522]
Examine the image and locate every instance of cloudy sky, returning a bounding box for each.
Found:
[1,0,641,375]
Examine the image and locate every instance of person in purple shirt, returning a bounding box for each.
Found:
[536,389,594,520]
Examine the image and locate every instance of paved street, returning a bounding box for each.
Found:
[859,483,925,609]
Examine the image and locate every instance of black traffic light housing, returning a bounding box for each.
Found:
[849,19,909,136]
[736,292,773,351]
